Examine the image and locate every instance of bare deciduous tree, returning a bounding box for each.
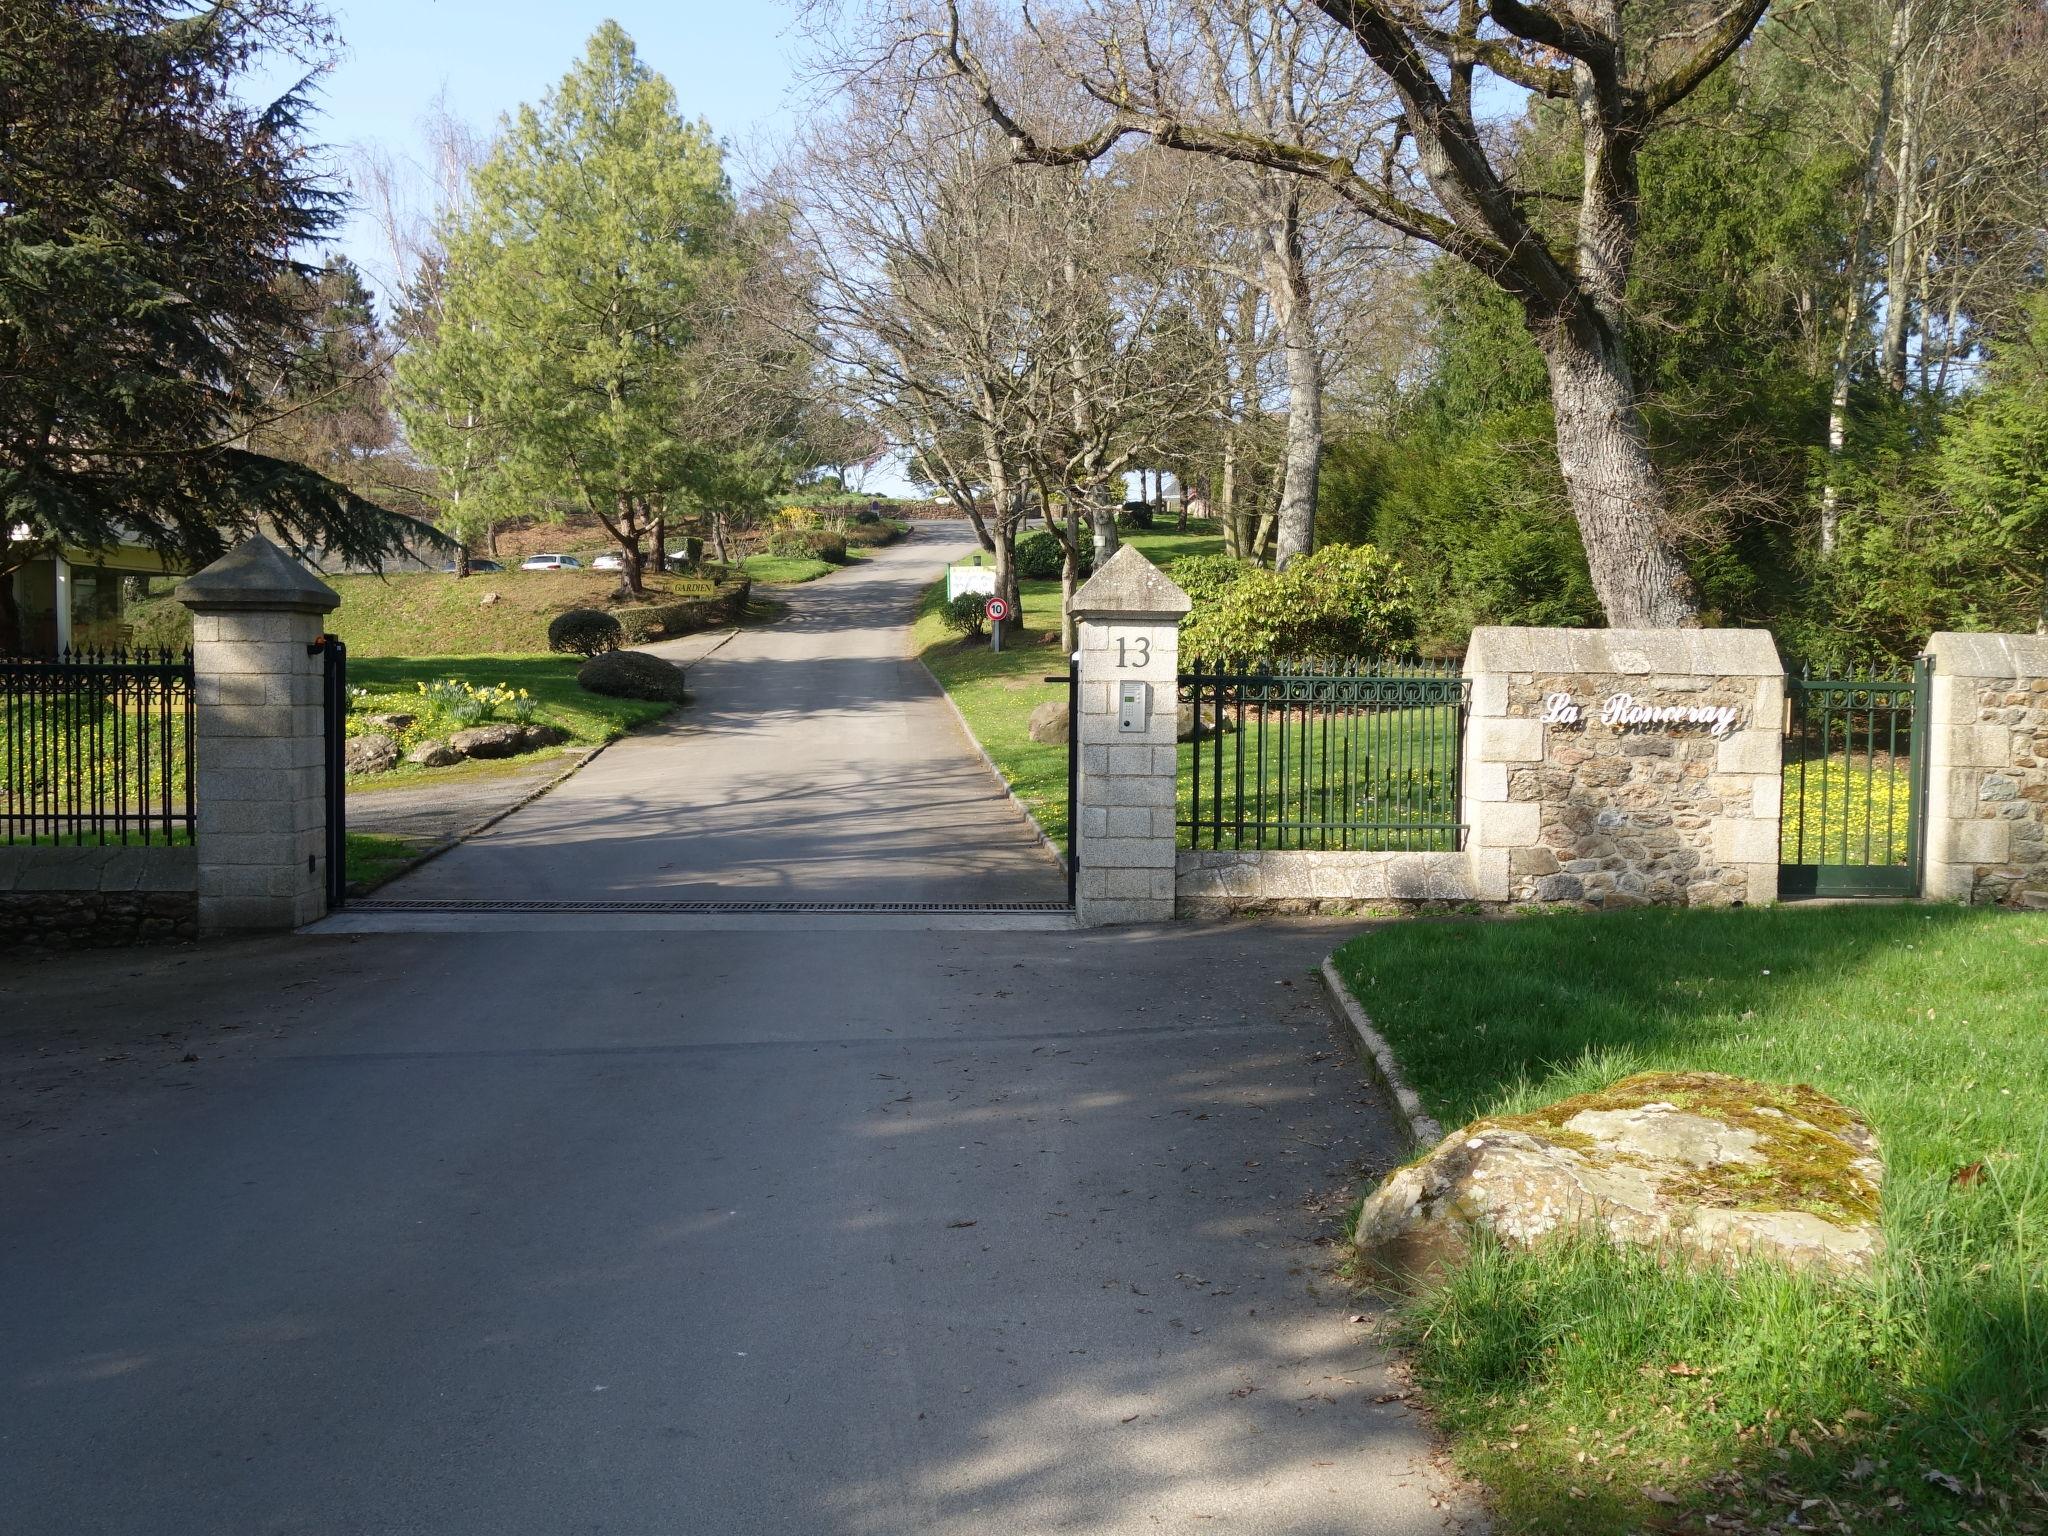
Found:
[913,0,1784,625]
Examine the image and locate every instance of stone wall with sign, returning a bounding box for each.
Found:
[1463,629,1785,908]
[1923,632,2048,909]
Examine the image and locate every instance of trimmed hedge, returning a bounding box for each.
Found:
[548,607,624,657]
[842,520,907,549]
[769,528,849,563]
[577,649,688,703]
[610,578,752,643]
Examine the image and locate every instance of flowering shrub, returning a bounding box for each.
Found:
[415,679,536,727]
[1178,544,1418,666]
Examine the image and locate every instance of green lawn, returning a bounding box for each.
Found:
[740,552,839,585]
[1330,904,2048,1534]
[0,686,192,839]
[912,527,1228,849]
[1178,697,1463,850]
[343,832,421,888]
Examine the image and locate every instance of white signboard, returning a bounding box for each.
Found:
[1539,691,1740,739]
[946,564,997,602]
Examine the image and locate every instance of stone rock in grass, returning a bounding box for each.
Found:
[358,712,416,732]
[1027,699,1069,744]
[520,723,570,749]
[1354,1071,1883,1284]
[406,739,464,768]
[344,733,399,775]
[1176,700,1235,742]
[449,723,530,759]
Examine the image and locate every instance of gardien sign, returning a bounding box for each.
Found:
[1538,691,1740,739]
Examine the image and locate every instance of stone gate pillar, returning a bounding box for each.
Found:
[1070,547,1191,925]
[176,536,340,935]
[1923,632,2048,907]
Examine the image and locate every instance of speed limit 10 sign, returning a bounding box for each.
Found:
[985,597,1011,622]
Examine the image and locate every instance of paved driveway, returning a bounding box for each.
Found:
[375,526,1067,906]
[0,921,1472,1534]
[0,527,1477,1533]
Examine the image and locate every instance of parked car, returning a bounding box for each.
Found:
[591,553,624,571]
[520,554,583,571]
[440,558,504,574]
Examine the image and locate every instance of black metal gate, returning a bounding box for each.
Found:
[1046,652,1078,906]
[1780,661,1929,897]
[315,634,348,909]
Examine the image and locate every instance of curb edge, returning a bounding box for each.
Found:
[1318,954,1443,1151]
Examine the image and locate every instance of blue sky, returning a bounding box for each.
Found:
[252,2,807,295]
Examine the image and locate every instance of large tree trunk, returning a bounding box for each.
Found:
[984,458,1023,611]
[1878,1,1928,395]
[1536,316,1699,628]
[1219,436,1240,558]
[1822,0,1908,553]
[1262,191,1321,568]
[1089,499,1120,566]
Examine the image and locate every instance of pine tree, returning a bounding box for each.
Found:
[0,0,432,651]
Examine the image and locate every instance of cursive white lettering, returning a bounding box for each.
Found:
[1538,691,1740,738]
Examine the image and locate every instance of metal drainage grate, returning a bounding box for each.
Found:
[349,899,1073,914]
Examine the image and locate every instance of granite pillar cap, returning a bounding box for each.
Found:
[175,534,339,615]
[1071,546,1192,620]
[1925,632,2048,679]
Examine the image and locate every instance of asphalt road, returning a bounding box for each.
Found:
[0,923,1474,1534]
[0,528,1477,1534]
[374,525,1068,906]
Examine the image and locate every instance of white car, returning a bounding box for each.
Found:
[520,554,583,571]
[591,553,624,571]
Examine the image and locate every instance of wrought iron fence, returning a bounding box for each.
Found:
[1179,658,1467,851]
[1780,661,1927,896]
[1,648,195,846]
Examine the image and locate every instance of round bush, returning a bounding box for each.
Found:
[940,593,989,639]
[576,649,688,703]
[1014,529,1065,580]
[1118,502,1156,530]
[768,528,849,563]
[854,508,882,525]
[548,607,624,658]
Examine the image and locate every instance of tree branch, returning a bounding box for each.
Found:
[1638,0,1773,121]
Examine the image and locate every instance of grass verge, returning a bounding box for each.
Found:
[1330,904,2048,1534]
[740,553,839,585]
[343,832,420,888]
[910,527,1225,848]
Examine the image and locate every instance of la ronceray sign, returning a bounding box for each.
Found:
[1538,691,1740,739]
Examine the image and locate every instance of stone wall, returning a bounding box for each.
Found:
[1464,629,1784,908]
[1176,849,1472,915]
[0,844,199,948]
[1924,633,2048,908]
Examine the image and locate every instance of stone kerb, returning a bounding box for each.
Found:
[1070,547,1191,926]
[1923,632,2048,908]
[1463,627,1785,908]
[175,535,340,935]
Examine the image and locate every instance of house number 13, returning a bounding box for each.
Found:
[1116,636,1151,669]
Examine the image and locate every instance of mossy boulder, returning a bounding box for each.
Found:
[1355,1071,1883,1284]
[577,650,688,704]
